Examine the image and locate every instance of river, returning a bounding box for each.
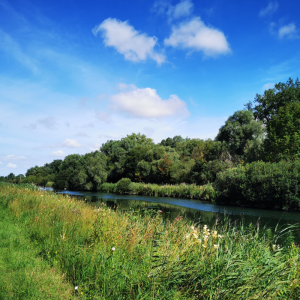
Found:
[52,189,300,241]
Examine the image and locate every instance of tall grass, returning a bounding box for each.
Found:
[0,185,73,300]
[1,182,300,299]
[99,181,216,201]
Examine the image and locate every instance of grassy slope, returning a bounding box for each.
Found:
[1,183,300,299]
[0,202,73,300]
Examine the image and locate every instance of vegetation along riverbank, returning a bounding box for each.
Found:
[2,78,300,210]
[1,182,300,299]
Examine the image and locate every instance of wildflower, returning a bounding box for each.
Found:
[295,263,297,266]
[185,234,191,238]
[218,234,222,238]
[112,247,115,251]
[191,226,195,230]
[158,210,163,213]
[214,244,219,249]
[75,286,78,290]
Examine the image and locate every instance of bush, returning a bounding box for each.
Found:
[116,178,132,194]
[215,159,300,210]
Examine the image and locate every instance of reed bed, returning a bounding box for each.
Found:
[100,182,216,201]
[1,182,300,299]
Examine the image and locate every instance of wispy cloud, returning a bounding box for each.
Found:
[278,23,298,39]
[51,150,65,157]
[95,111,112,123]
[75,132,89,137]
[110,84,190,118]
[4,155,27,160]
[259,2,278,17]
[93,18,165,64]
[62,138,81,148]
[7,163,17,168]
[44,139,82,148]
[164,17,231,56]
[263,83,275,90]
[0,29,38,73]
[153,0,193,22]
[28,116,58,130]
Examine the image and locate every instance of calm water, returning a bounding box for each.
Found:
[53,189,300,241]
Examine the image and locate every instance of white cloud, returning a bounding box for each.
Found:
[4,155,27,160]
[93,18,165,64]
[263,83,275,90]
[7,163,17,168]
[278,23,298,39]
[0,161,2,164]
[110,85,190,118]
[164,17,231,56]
[62,138,81,148]
[169,0,193,20]
[51,150,65,157]
[259,2,278,17]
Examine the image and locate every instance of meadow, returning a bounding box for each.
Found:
[1,182,300,299]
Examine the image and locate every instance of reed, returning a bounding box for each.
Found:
[99,181,216,201]
[1,182,300,299]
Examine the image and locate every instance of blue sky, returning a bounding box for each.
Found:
[1,0,300,176]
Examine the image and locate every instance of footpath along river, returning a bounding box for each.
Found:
[53,189,300,241]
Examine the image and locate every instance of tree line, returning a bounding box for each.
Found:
[2,78,300,209]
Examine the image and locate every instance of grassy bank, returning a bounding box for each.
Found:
[99,181,216,201]
[0,187,73,299]
[1,183,300,299]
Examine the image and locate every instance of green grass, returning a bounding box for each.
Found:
[0,194,73,300]
[1,182,300,299]
[99,181,216,201]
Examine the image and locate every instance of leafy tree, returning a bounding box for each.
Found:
[216,110,265,157]
[265,102,300,161]
[125,133,154,146]
[250,78,300,124]
[160,135,184,148]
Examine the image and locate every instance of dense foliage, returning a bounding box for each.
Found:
[215,160,300,210]
[3,78,300,210]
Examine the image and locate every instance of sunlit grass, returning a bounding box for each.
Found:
[100,181,216,201]
[1,182,300,299]
[0,189,73,300]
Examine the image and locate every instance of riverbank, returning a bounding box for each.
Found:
[1,182,300,299]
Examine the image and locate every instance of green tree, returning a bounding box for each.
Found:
[216,110,265,157]
[265,102,300,161]
[250,78,300,125]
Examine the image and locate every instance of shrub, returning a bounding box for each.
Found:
[116,178,132,194]
[215,159,300,210]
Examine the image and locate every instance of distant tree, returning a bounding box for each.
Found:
[160,135,185,148]
[7,173,15,181]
